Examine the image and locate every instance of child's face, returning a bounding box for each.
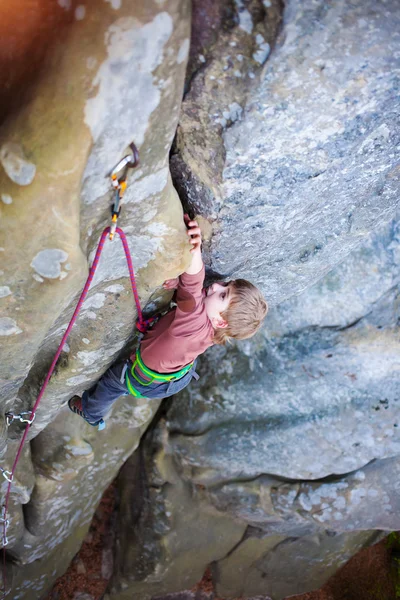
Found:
[204,282,231,329]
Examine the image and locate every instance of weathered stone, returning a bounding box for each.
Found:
[171,0,282,226]
[214,529,381,599]
[109,0,399,596]
[110,209,400,599]
[109,440,246,599]
[0,0,191,598]
[1,0,400,598]
[207,457,400,537]
[173,0,400,303]
[166,216,400,483]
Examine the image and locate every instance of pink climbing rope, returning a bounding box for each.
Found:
[1,225,151,596]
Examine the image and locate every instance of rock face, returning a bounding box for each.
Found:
[108,0,400,598]
[167,219,400,485]
[172,0,400,304]
[0,1,191,598]
[0,0,399,599]
[109,213,399,599]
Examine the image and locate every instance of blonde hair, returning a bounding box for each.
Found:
[213,279,268,345]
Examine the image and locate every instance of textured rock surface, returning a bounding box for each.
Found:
[173,0,399,303]
[0,1,191,598]
[167,217,400,484]
[0,0,399,598]
[108,0,400,598]
[171,0,282,223]
[110,209,400,600]
[110,440,247,599]
[213,529,381,599]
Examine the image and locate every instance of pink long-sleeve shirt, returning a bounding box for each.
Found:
[133,266,214,373]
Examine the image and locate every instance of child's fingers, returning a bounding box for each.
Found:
[162,278,179,289]
[187,226,201,237]
[186,221,202,253]
[189,235,201,245]
[189,240,201,252]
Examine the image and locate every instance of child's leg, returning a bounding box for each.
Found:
[81,361,129,423]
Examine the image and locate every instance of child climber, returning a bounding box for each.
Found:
[68,216,268,429]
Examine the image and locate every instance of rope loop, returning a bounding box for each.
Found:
[1,224,150,596]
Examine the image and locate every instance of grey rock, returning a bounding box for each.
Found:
[110,0,400,597]
[0,1,191,598]
[0,142,36,186]
[110,216,400,596]
[175,0,400,305]
[0,0,399,598]
[167,215,400,483]
[109,447,246,599]
[102,547,114,581]
[208,456,400,535]
[214,529,381,599]
[73,593,94,600]
[171,0,282,223]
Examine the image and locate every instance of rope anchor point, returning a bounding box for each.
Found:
[5,412,35,427]
[109,142,139,241]
[0,470,12,484]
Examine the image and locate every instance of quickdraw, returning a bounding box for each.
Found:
[1,142,155,598]
[0,507,9,549]
[5,412,36,427]
[109,142,139,240]
[0,469,12,484]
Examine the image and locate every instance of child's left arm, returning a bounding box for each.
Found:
[184,217,203,275]
[162,217,203,290]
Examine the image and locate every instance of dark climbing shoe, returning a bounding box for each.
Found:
[68,396,105,431]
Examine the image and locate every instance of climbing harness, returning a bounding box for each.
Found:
[1,142,154,597]
[132,348,193,385]
[125,349,194,398]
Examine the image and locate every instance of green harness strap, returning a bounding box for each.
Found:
[126,374,145,398]
[125,349,194,397]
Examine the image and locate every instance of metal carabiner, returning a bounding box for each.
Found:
[110,142,139,186]
[5,412,35,427]
[17,412,35,425]
[109,143,140,241]
[0,469,13,484]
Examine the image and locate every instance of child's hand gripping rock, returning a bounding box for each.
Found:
[162,215,204,290]
[184,215,203,275]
